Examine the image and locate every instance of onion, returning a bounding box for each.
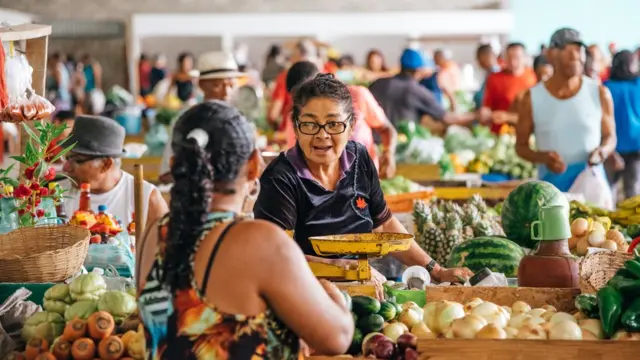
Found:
[549,312,576,325]
[511,301,531,315]
[433,301,465,335]
[612,330,640,341]
[383,323,407,342]
[571,218,589,237]
[528,308,546,318]
[541,311,555,322]
[581,329,598,340]
[410,323,435,339]
[471,302,509,328]
[463,298,484,313]
[508,314,533,329]
[606,229,626,246]
[588,229,606,247]
[568,235,579,249]
[573,312,588,322]
[542,305,557,313]
[398,309,422,329]
[548,320,582,340]
[402,301,419,311]
[501,306,512,316]
[576,236,590,256]
[591,221,605,234]
[422,302,437,331]
[475,323,507,339]
[396,333,418,352]
[601,239,618,251]
[516,324,548,340]
[396,322,409,333]
[450,314,487,339]
[504,327,518,339]
[579,319,604,339]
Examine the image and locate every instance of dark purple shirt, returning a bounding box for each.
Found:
[254,141,392,256]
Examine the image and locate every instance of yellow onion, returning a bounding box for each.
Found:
[516,324,548,340]
[511,301,531,315]
[475,323,507,339]
[527,308,546,318]
[450,314,487,339]
[549,312,577,325]
[579,319,603,339]
[411,323,435,339]
[548,320,582,340]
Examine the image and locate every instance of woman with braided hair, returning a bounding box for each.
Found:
[136,101,353,359]
[254,72,473,299]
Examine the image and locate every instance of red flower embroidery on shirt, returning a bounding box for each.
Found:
[356,197,367,210]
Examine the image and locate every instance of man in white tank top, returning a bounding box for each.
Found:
[515,28,616,193]
[61,115,168,228]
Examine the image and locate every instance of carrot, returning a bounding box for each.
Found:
[25,337,49,360]
[87,312,115,340]
[51,340,71,360]
[71,338,96,360]
[97,336,124,360]
[34,353,55,360]
[63,319,87,342]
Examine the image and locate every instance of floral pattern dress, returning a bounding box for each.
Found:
[138,213,302,360]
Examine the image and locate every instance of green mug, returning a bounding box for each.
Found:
[531,205,572,241]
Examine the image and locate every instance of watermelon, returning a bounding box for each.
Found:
[446,236,525,277]
[501,181,568,249]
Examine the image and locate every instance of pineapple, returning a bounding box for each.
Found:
[469,194,488,213]
[438,212,464,264]
[462,204,480,227]
[473,220,494,237]
[413,201,445,261]
[462,225,475,240]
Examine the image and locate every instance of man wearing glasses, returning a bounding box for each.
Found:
[62,115,168,228]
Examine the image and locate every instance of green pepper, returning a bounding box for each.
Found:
[575,294,599,319]
[624,259,640,279]
[598,285,624,338]
[609,275,640,298]
[615,268,637,280]
[621,297,640,332]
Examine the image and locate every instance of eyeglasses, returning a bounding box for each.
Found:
[297,121,348,136]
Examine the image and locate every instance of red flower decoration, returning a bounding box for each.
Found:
[36,209,45,218]
[355,197,367,210]
[24,167,35,180]
[44,168,56,181]
[39,188,49,197]
[30,182,40,191]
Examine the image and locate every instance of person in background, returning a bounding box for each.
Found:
[588,45,610,83]
[604,50,640,197]
[584,51,602,83]
[65,54,76,76]
[169,52,196,103]
[82,54,102,92]
[150,54,168,91]
[516,28,616,192]
[363,49,391,82]
[262,44,285,85]
[268,40,317,131]
[335,55,359,84]
[255,73,472,294]
[62,115,168,227]
[159,51,245,184]
[323,48,341,74]
[481,42,537,133]
[533,54,554,83]
[138,54,152,96]
[71,61,86,115]
[46,110,75,172]
[419,58,457,112]
[48,52,72,111]
[369,49,476,135]
[137,101,353,359]
[473,44,501,109]
[433,49,463,92]
[285,61,398,177]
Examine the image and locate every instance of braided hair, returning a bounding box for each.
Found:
[291,73,355,127]
[164,100,255,290]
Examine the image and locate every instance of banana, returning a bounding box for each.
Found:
[591,207,611,217]
[626,214,640,224]
[611,209,636,219]
[617,195,640,210]
[595,217,612,231]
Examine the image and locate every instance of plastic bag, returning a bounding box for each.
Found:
[569,166,614,210]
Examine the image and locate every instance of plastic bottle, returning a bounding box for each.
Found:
[92,267,105,276]
[79,183,92,212]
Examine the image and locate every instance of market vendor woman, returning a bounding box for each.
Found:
[254,73,473,295]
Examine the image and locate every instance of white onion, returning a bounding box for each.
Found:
[573,312,588,322]
[398,308,422,329]
[475,323,507,339]
[541,311,555,322]
[528,308,547,318]
[588,229,606,247]
[549,312,576,325]
[508,314,533,329]
[411,323,435,339]
[463,298,484,313]
[402,301,419,311]
[579,319,604,339]
[472,302,509,328]
[542,305,557,313]
[504,327,518,339]
[450,314,488,339]
[612,330,640,341]
[422,302,438,332]
[383,323,406,342]
[434,301,465,335]
[511,301,532,315]
[548,320,582,340]
[581,329,598,340]
[516,324,548,340]
[501,306,512,316]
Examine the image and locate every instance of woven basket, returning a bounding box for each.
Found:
[579,251,634,294]
[0,225,90,283]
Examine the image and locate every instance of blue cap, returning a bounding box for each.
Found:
[400,49,425,70]
[98,205,107,212]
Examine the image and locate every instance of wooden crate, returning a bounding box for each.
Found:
[385,190,435,213]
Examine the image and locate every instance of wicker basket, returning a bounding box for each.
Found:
[579,251,634,294]
[0,225,90,282]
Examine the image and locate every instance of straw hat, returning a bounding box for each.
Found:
[189,51,245,80]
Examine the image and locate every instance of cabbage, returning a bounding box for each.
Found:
[22,311,65,343]
[43,284,73,315]
[69,273,107,301]
[64,300,98,321]
[98,290,138,324]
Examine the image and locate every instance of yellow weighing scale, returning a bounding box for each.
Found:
[307,233,413,297]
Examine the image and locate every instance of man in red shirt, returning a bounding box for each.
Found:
[481,42,537,133]
[267,40,317,131]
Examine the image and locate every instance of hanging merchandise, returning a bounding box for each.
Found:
[0,41,55,123]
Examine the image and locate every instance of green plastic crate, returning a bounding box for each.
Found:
[0,283,56,306]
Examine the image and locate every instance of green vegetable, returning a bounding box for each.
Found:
[22,311,65,343]
[575,294,599,319]
[97,290,138,324]
[598,286,624,338]
[352,296,381,316]
[64,300,98,321]
[347,328,363,355]
[446,236,525,277]
[377,301,397,322]
[623,259,640,279]
[393,303,403,319]
[501,181,568,249]
[621,297,640,332]
[608,275,640,298]
[69,273,107,301]
[357,313,385,334]
[43,284,73,315]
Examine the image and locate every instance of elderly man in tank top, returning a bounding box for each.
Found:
[61,115,168,227]
[516,28,616,193]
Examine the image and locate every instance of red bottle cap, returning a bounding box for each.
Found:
[80,183,90,191]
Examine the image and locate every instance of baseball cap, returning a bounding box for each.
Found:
[400,49,425,70]
[549,28,585,49]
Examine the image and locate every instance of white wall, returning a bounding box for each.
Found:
[0,8,35,25]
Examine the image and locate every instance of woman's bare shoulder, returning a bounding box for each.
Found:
[233,219,302,257]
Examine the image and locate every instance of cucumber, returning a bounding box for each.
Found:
[357,313,385,334]
[352,295,381,316]
[377,301,397,322]
[347,328,364,355]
